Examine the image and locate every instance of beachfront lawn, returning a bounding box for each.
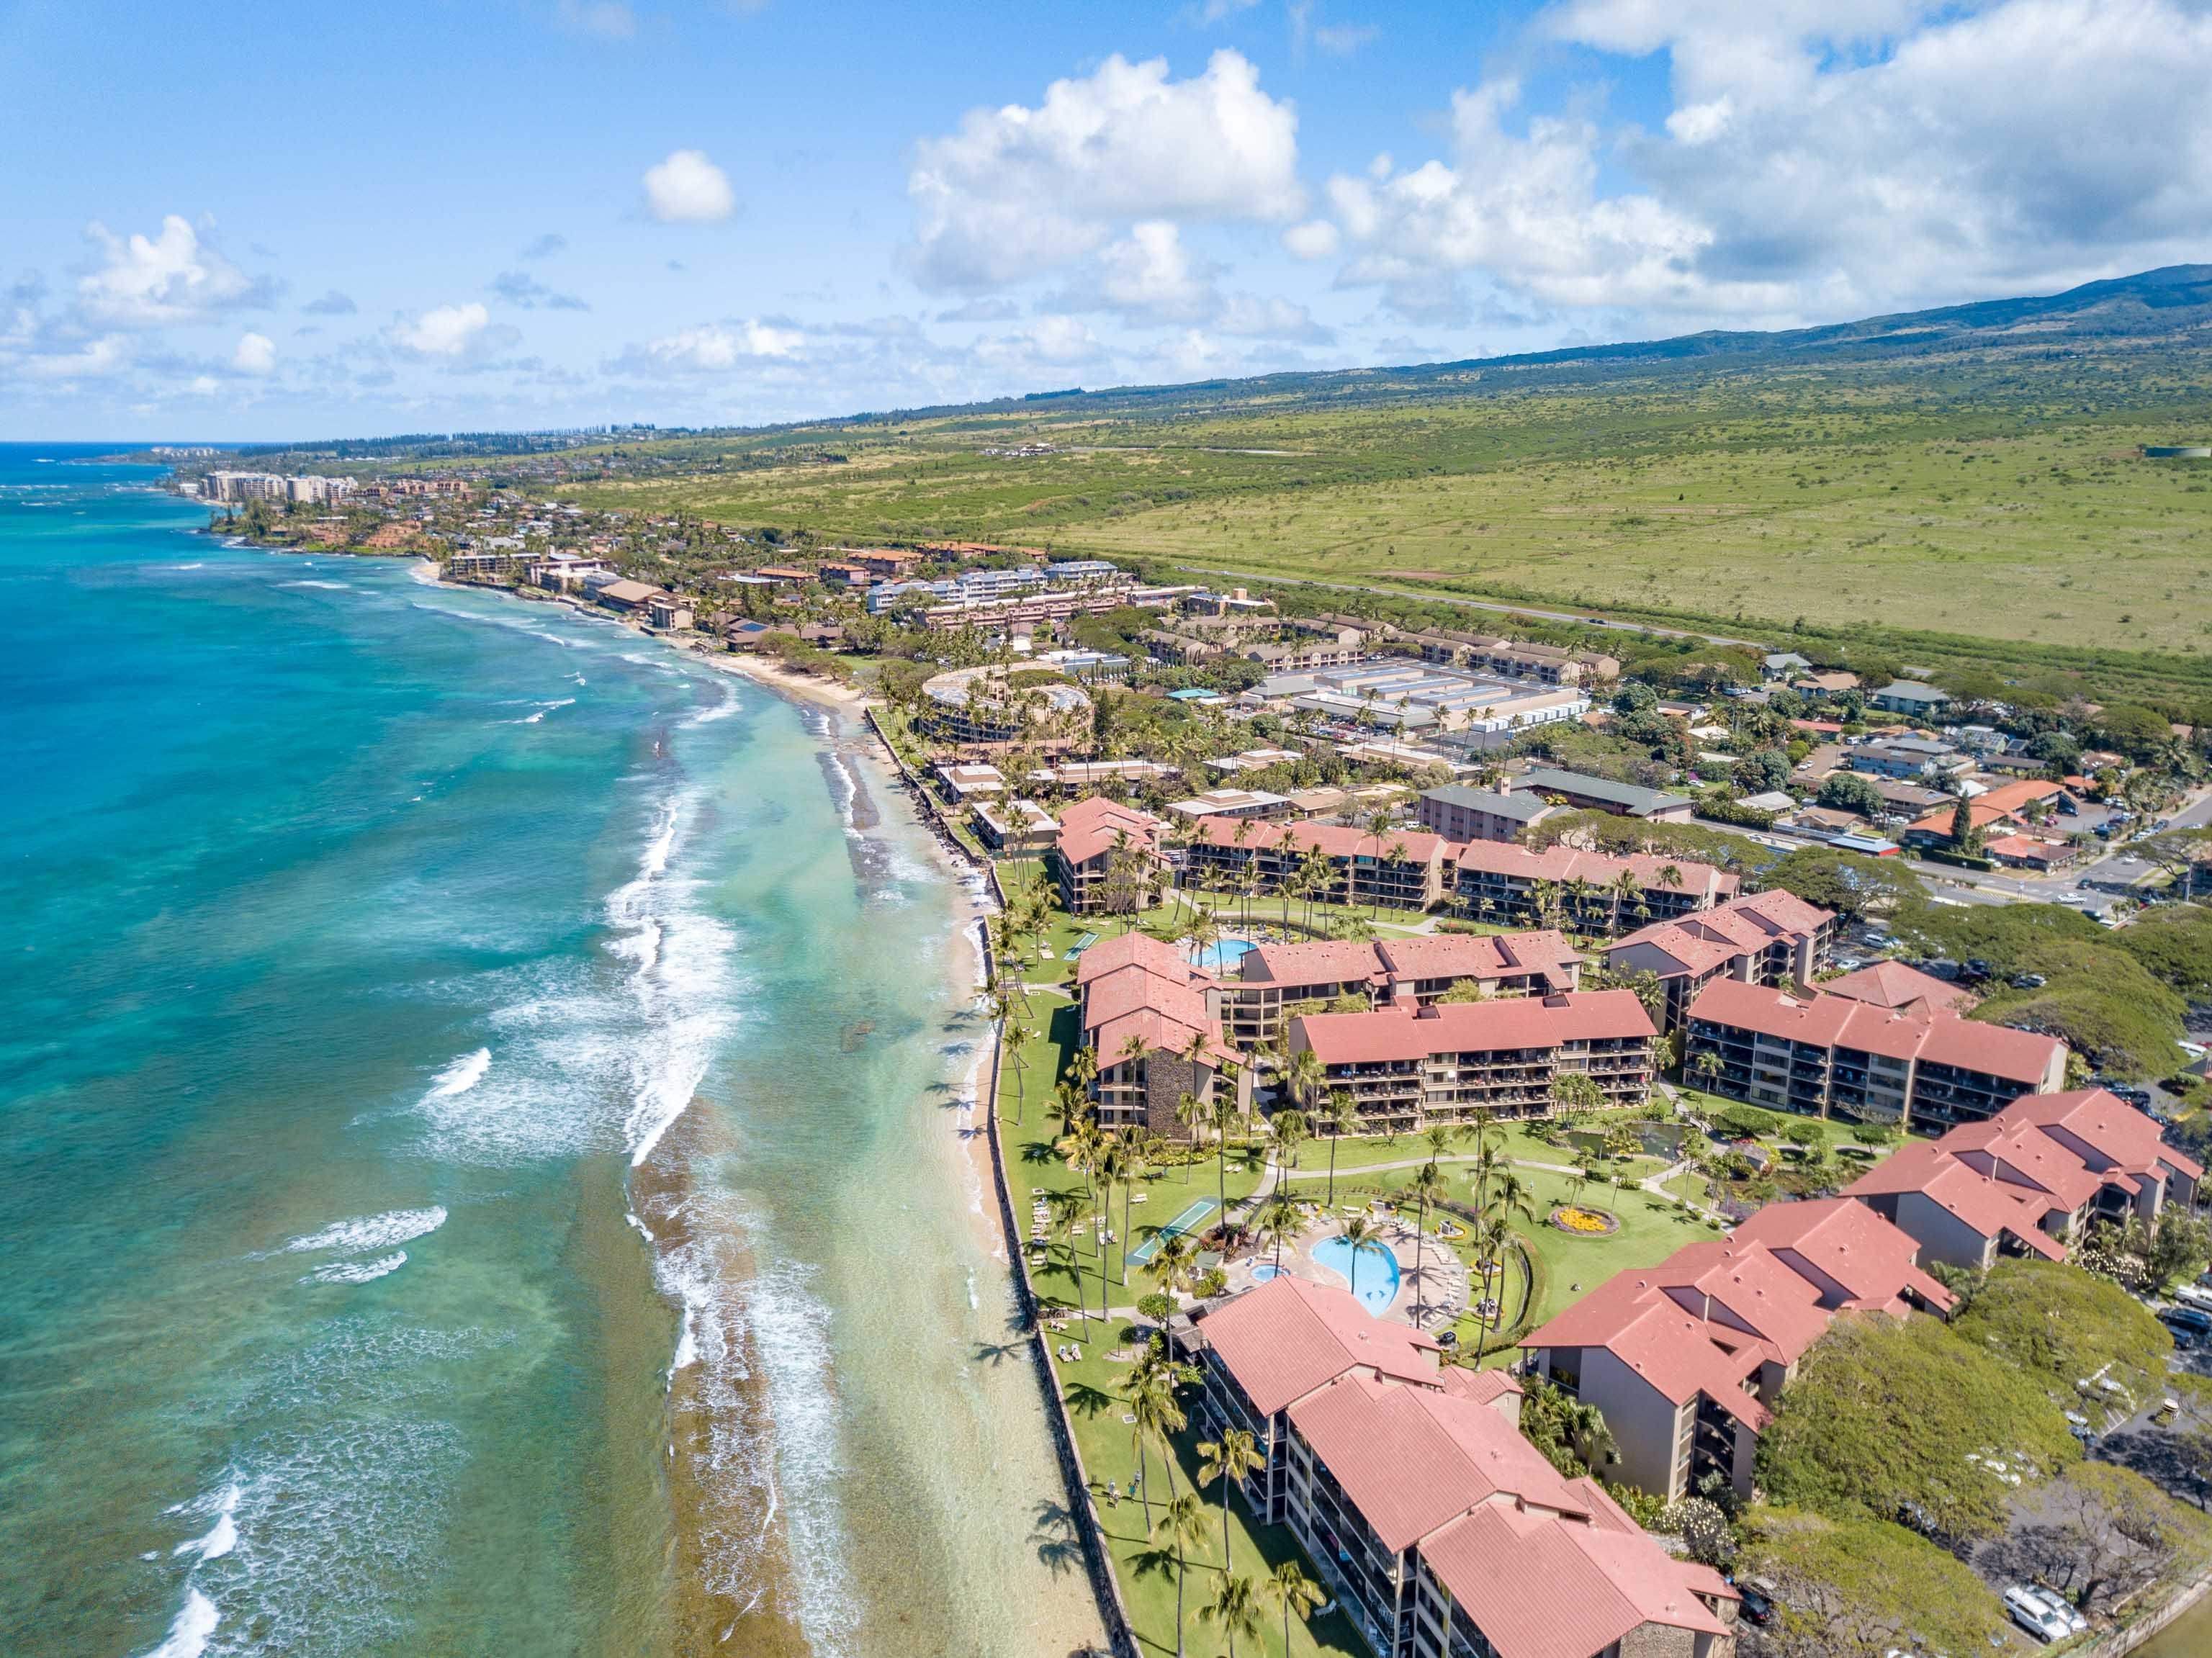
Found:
[1049,1338,1364,1658]
[1276,1111,1671,1181]
[1187,889,1437,937]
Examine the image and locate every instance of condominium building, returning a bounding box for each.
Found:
[1218,932,1582,1045]
[1072,931,1247,1135]
[1414,785,1565,844]
[1288,991,1657,1133]
[916,665,1092,749]
[1604,889,1837,1032]
[1845,1088,2203,1271]
[1523,1200,1953,1502]
[1192,1275,1736,1658]
[1455,842,1739,934]
[1683,979,2069,1131]
[1048,797,1169,914]
[1513,767,1694,822]
[1184,816,1455,912]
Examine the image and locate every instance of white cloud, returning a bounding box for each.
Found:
[555,0,636,37]
[1321,0,2212,325]
[908,49,1303,290]
[1283,218,1341,259]
[643,150,737,223]
[1201,0,1262,17]
[1092,222,1213,322]
[395,302,490,356]
[973,315,1102,370]
[232,332,276,375]
[23,334,131,379]
[78,215,256,328]
[1313,22,1378,54]
[629,319,804,371]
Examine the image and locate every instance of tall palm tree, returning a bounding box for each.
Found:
[1269,1561,1326,1658]
[1424,1122,1462,1163]
[1068,1045,1100,1097]
[1124,1349,1186,1528]
[1046,1188,1084,1281]
[1277,825,1302,925]
[1472,1214,1515,1364]
[1196,1427,1264,1569]
[1272,1107,1309,1174]
[1254,1193,1300,1274]
[1210,1089,1239,1230]
[1004,1014,1035,1123]
[1154,1492,1210,1658]
[1406,1161,1447,1327]
[1174,1091,1207,1175]
[1324,1089,1359,1206]
[1609,868,1641,934]
[1287,1043,1324,1112]
[1146,1231,1200,1310]
[1339,1214,1377,1304]
[1360,808,1395,916]
[1691,1047,1725,1093]
[1199,1572,1264,1658]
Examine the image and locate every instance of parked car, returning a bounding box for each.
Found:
[1963,958,1994,981]
[2026,1587,2088,1636]
[2159,1305,2212,1341]
[1735,1584,1775,1627]
[2005,1585,2072,1642]
[2010,972,2047,989]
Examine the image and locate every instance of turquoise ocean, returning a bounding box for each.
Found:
[0,446,1098,1658]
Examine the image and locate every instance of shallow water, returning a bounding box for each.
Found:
[0,446,1097,1658]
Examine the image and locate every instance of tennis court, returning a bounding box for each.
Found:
[1125,1196,1218,1267]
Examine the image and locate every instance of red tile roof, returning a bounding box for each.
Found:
[1241,930,1581,996]
[1075,929,1204,989]
[1999,1088,2204,1181]
[1290,1372,1591,1551]
[1294,991,1655,1067]
[1843,1143,2069,1260]
[1453,839,1740,898]
[1687,978,2065,1086]
[1197,1274,1444,1415]
[1421,1502,1732,1658]
[1730,1198,1957,1314]
[1823,960,1979,1013]
[1053,796,1165,867]
[1609,888,1833,978]
[1190,814,1449,865]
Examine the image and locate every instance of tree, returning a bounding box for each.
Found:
[1948,794,1984,855]
[1197,1427,1264,1569]
[1271,1107,1309,1172]
[1197,1571,1264,1658]
[1742,1507,2010,1658]
[1267,1560,1326,1657]
[1151,1492,1211,1658]
[1406,1161,1447,1327]
[1816,771,1887,818]
[1759,845,1927,924]
[1323,1089,1359,1205]
[2038,1461,2212,1611]
[1953,1258,2172,1416]
[1340,1215,1377,1304]
[1758,1314,2078,1542]
[1519,1376,1618,1478]
[1550,1069,1606,1116]
[1123,1339,1189,1529]
[1253,1193,1300,1274]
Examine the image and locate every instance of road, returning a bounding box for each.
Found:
[1167,564,1772,652]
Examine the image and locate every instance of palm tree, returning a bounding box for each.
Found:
[1424,1122,1461,1163]
[1691,1047,1724,1093]
[1339,1214,1377,1303]
[1153,1492,1210,1658]
[1287,1043,1323,1112]
[1124,1347,1187,1528]
[1174,1091,1207,1176]
[1272,1107,1309,1174]
[1199,1572,1265,1658]
[1472,1214,1515,1364]
[1114,1137,1148,1287]
[1360,808,1395,916]
[1046,1188,1084,1279]
[1562,1396,1619,1475]
[1277,825,1303,925]
[1609,868,1641,934]
[1197,1427,1264,1568]
[1254,1193,1300,1274]
[1268,1561,1326,1658]
[1210,1089,1239,1227]
[1144,1232,1199,1308]
[1004,1014,1035,1123]
[1406,1161,1447,1327]
[1323,1089,1359,1206]
[1067,1045,1099,1097]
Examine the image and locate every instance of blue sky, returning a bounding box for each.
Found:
[4,0,2208,439]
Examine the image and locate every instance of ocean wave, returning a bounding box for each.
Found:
[304,1251,409,1285]
[276,1206,446,1256]
[503,697,575,726]
[169,1481,243,1564]
[281,579,352,591]
[423,1048,490,1101]
[135,1585,218,1658]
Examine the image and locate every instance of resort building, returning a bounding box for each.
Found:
[971,797,1057,855]
[1288,991,1658,1133]
[1844,1089,2203,1271]
[1072,932,1246,1135]
[931,761,1005,803]
[1192,1276,1735,1658]
[1048,797,1169,914]
[1184,816,1455,912]
[1455,843,1739,935]
[916,664,1092,749]
[1511,767,1694,822]
[1414,784,1565,844]
[1683,979,2069,1131]
[1164,788,1295,824]
[1521,1199,1954,1502]
[1219,932,1583,1045]
[1602,890,1838,1033]
[1819,960,1978,1014]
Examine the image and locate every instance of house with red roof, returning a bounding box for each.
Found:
[1820,960,1979,1015]
[1220,930,1583,1043]
[1184,814,1455,911]
[1073,931,1248,1135]
[1454,841,1740,937]
[1522,1199,1954,1501]
[1047,796,1168,914]
[1684,978,2067,1132]
[1289,991,1657,1134]
[1193,1275,1735,1658]
[1845,1088,2203,1270]
[1603,888,1836,1032]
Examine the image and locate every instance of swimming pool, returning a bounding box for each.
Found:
[1310,1235,1401,1316]
[1251,1263,1282,1283]
[1191,937,1256,973]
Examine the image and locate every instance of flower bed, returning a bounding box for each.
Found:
[1550,1204,1620,1236]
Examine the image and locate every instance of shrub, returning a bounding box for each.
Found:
[1136,1292,1174,1323]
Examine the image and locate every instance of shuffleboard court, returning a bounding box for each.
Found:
[1126,1197,1218,1267]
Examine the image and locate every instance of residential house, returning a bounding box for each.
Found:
[1603,889,1838,1033]
[1683,978,2069,1131]
[1048,797,1169,914]
[1762,652,1812,681]
[1288,991,1657,1133]
[1184,816,1455,912]
[1844,1089,2203,1269]
[1416,784,1565,844]
[1192,1274,1736,1658]
[1845,737,1973,783]
[1522,1199,1954,1501]
[1869,680,1953,716]
[1455,843,1739,934]
[1219,932,1583,1044]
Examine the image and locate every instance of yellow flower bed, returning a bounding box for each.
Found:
[1553,1206,1614,1234]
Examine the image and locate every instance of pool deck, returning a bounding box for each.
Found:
[1221,1204,1470,1330]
